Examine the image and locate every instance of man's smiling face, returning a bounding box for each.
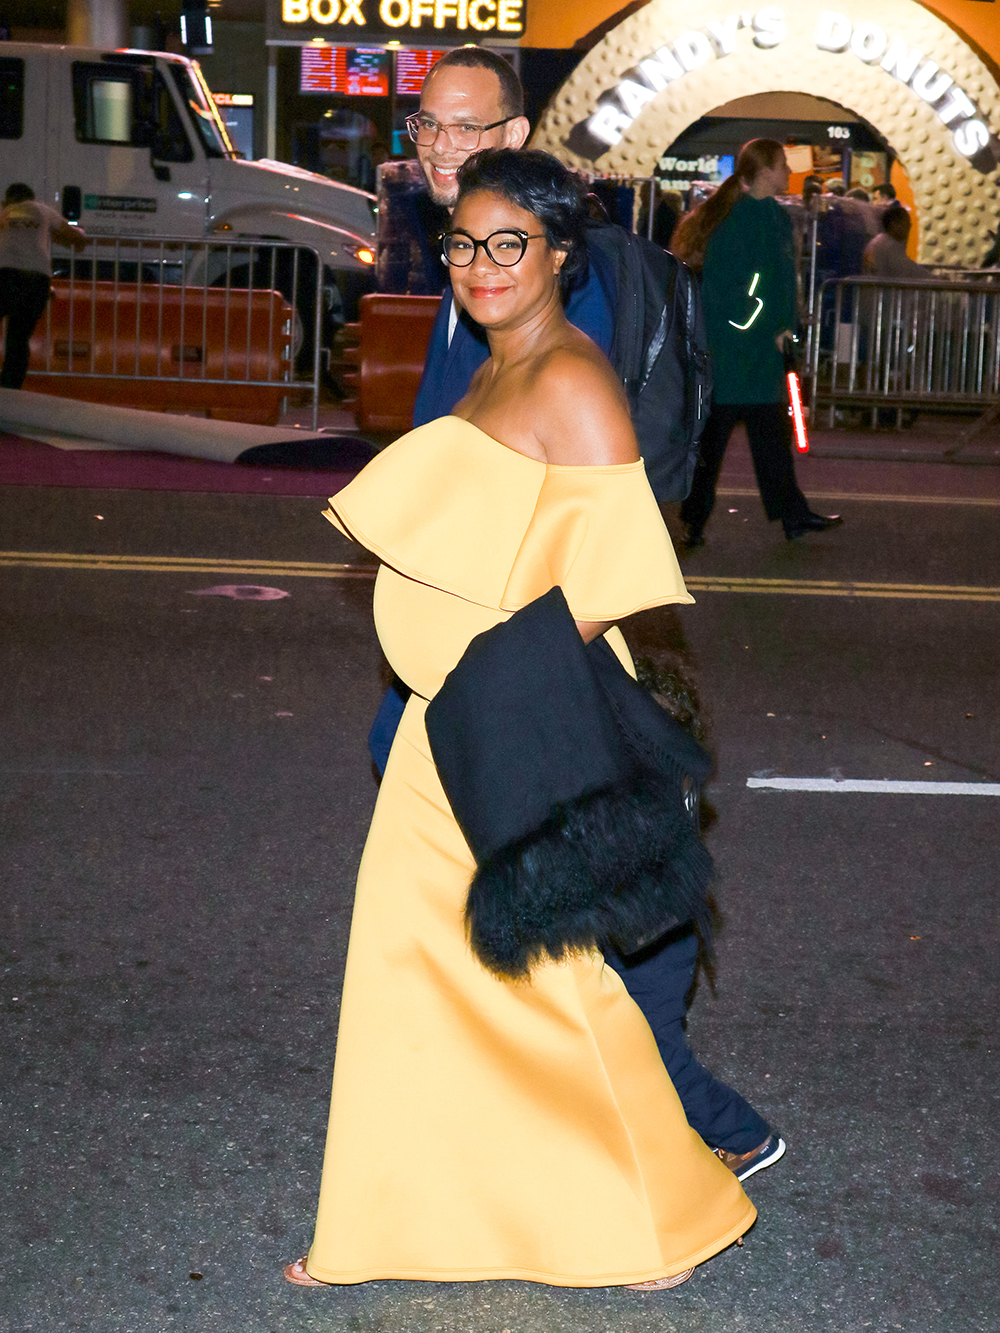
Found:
[416,64,522,209]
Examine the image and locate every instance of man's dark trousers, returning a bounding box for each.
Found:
[606,927,770,1152]
[0,268,50,388]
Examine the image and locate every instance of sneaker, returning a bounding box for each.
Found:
[716,1133,786,1181]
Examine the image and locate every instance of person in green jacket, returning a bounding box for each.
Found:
[673,139,843,545]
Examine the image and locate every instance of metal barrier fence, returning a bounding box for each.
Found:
[33,234,324,428]
[807,274,1000,433]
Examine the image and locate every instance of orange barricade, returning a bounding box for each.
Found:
[23,281,296,425]
[342,293,441,432]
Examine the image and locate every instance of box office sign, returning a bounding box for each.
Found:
[266,0,526,44]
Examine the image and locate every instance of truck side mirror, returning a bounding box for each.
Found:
[62,186,82,222]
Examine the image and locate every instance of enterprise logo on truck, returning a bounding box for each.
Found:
[85,195,158,213]
[269,0,526,39]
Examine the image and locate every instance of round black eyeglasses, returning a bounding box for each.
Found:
[441,229,547,268]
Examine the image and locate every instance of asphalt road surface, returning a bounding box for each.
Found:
[2,445,998,1333]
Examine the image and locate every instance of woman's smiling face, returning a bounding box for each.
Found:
[447,189,567,331]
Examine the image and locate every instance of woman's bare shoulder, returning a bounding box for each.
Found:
[530,337,639,466]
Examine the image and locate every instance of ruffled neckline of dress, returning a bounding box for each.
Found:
[323,416,693,621]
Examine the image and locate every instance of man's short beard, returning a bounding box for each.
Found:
[423,170,460,209]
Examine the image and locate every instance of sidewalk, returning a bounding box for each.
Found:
[806,411,1000,466]
[0,402,368,497]
[299,405,1000,467]
[0,401,996,499]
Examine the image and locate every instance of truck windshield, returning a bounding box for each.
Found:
[168,61,235,160]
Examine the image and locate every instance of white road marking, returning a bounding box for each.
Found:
[747,777,1000,794]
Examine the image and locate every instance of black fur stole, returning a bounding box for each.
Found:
[426,588,714,982]
[466,773,712,979]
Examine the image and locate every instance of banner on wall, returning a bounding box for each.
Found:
[266,0,527,45]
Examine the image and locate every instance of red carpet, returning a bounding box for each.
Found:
[0,432,356,497]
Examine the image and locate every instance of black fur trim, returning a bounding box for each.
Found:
[465,773,713,979]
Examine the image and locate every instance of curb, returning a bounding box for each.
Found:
[806,437,1000,467]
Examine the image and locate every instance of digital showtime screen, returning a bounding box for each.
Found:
[395,48,445,96]
[300,46,391,96]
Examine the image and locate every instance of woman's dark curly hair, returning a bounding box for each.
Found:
[453,148,589,299]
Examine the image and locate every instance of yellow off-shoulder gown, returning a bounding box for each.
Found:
[305,417,755,1287]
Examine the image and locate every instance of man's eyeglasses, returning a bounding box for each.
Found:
[441,229,547,268]
[406,112,514,152]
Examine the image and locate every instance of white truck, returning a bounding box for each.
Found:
[0,42,378,325]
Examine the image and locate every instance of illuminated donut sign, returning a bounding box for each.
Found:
[533,0,1000,265]
[586,6,992,165]
[267,0,526,42]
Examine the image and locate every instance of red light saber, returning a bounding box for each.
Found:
[786,367,809,454]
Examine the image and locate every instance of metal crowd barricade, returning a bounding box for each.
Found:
[29,234,324,428]
[807,274,1000,434]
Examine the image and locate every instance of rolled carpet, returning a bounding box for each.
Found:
[0,388,375,468]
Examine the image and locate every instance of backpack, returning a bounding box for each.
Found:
[586,224,712,504]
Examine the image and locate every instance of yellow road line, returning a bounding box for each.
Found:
[685,576,1000,602]
[0,551,378,578]
[2,552,999,602]
[717,487,1000,506]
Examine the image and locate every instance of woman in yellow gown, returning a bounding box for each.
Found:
[288,149,755,1291]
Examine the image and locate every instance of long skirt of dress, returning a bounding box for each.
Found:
[306,695,755,1286]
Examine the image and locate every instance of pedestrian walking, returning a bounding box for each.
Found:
[672,140,843,544]
[367,48,784,1186]
[0,183,86,389]
[286,149,756,1292]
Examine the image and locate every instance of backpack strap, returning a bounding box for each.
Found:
[639,259,677,395]
[679,265,712,445]
[585,223,641,399]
